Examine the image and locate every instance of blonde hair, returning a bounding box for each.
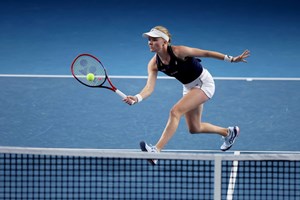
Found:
[153,26,172,43]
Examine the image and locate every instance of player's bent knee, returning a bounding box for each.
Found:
[187,122,202,134]
[169,107,182,119]
[188,127,200,134]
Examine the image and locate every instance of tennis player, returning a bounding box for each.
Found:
[124,26,250,164]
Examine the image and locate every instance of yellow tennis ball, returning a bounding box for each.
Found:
[86,73,95,81]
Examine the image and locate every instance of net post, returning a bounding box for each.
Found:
[214,155,222,200]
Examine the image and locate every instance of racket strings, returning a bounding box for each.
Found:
[72,55,106,87]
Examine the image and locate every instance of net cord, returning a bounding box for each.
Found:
[0,146,300,161]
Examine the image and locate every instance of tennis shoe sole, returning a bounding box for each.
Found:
[140,141,158,165]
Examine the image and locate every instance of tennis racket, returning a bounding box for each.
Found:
[71,54,133,104]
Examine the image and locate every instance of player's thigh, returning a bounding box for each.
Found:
[173,88,208,116]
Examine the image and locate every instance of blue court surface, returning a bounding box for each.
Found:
[1,0,300,151]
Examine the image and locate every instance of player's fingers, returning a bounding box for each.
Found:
[123,96,136,105]
[237,50,250,63]
[122,97,130,104]
[242,50,250,57]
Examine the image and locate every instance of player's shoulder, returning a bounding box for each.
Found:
[172,45,192,51]
[148,55,159,71]
[170,45,192,59]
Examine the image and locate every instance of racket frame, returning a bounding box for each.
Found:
[71,53,127,99]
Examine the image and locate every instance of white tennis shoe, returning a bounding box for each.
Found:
[220,126,240,151]
[140,141,158,165]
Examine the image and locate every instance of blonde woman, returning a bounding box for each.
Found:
[124,26,250,165]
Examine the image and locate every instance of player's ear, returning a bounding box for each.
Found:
[163,40,167,46]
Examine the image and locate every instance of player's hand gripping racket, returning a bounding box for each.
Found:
[71,54,134,105]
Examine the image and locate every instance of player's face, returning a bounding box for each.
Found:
[147,37,165,52]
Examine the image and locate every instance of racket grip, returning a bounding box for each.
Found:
[115,89,135,105]
[115,89,127,98]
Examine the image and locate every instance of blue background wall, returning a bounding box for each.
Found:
[1,0,300,77]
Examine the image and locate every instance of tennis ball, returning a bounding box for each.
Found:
[86,73,95,81]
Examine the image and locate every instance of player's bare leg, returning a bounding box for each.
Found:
[155,88,208,151]
[184,104,228,136]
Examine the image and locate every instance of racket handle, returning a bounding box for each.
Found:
[115,89,135,105]
[115,89,127,98]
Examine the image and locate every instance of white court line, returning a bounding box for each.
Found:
[226,151,240,200]
[0,74,300,81]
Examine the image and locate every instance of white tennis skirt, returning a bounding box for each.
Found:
[182,68,215,99]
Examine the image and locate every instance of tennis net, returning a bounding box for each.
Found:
[0,147,299,200]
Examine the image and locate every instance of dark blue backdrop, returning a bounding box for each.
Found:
[0,0,300,77]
